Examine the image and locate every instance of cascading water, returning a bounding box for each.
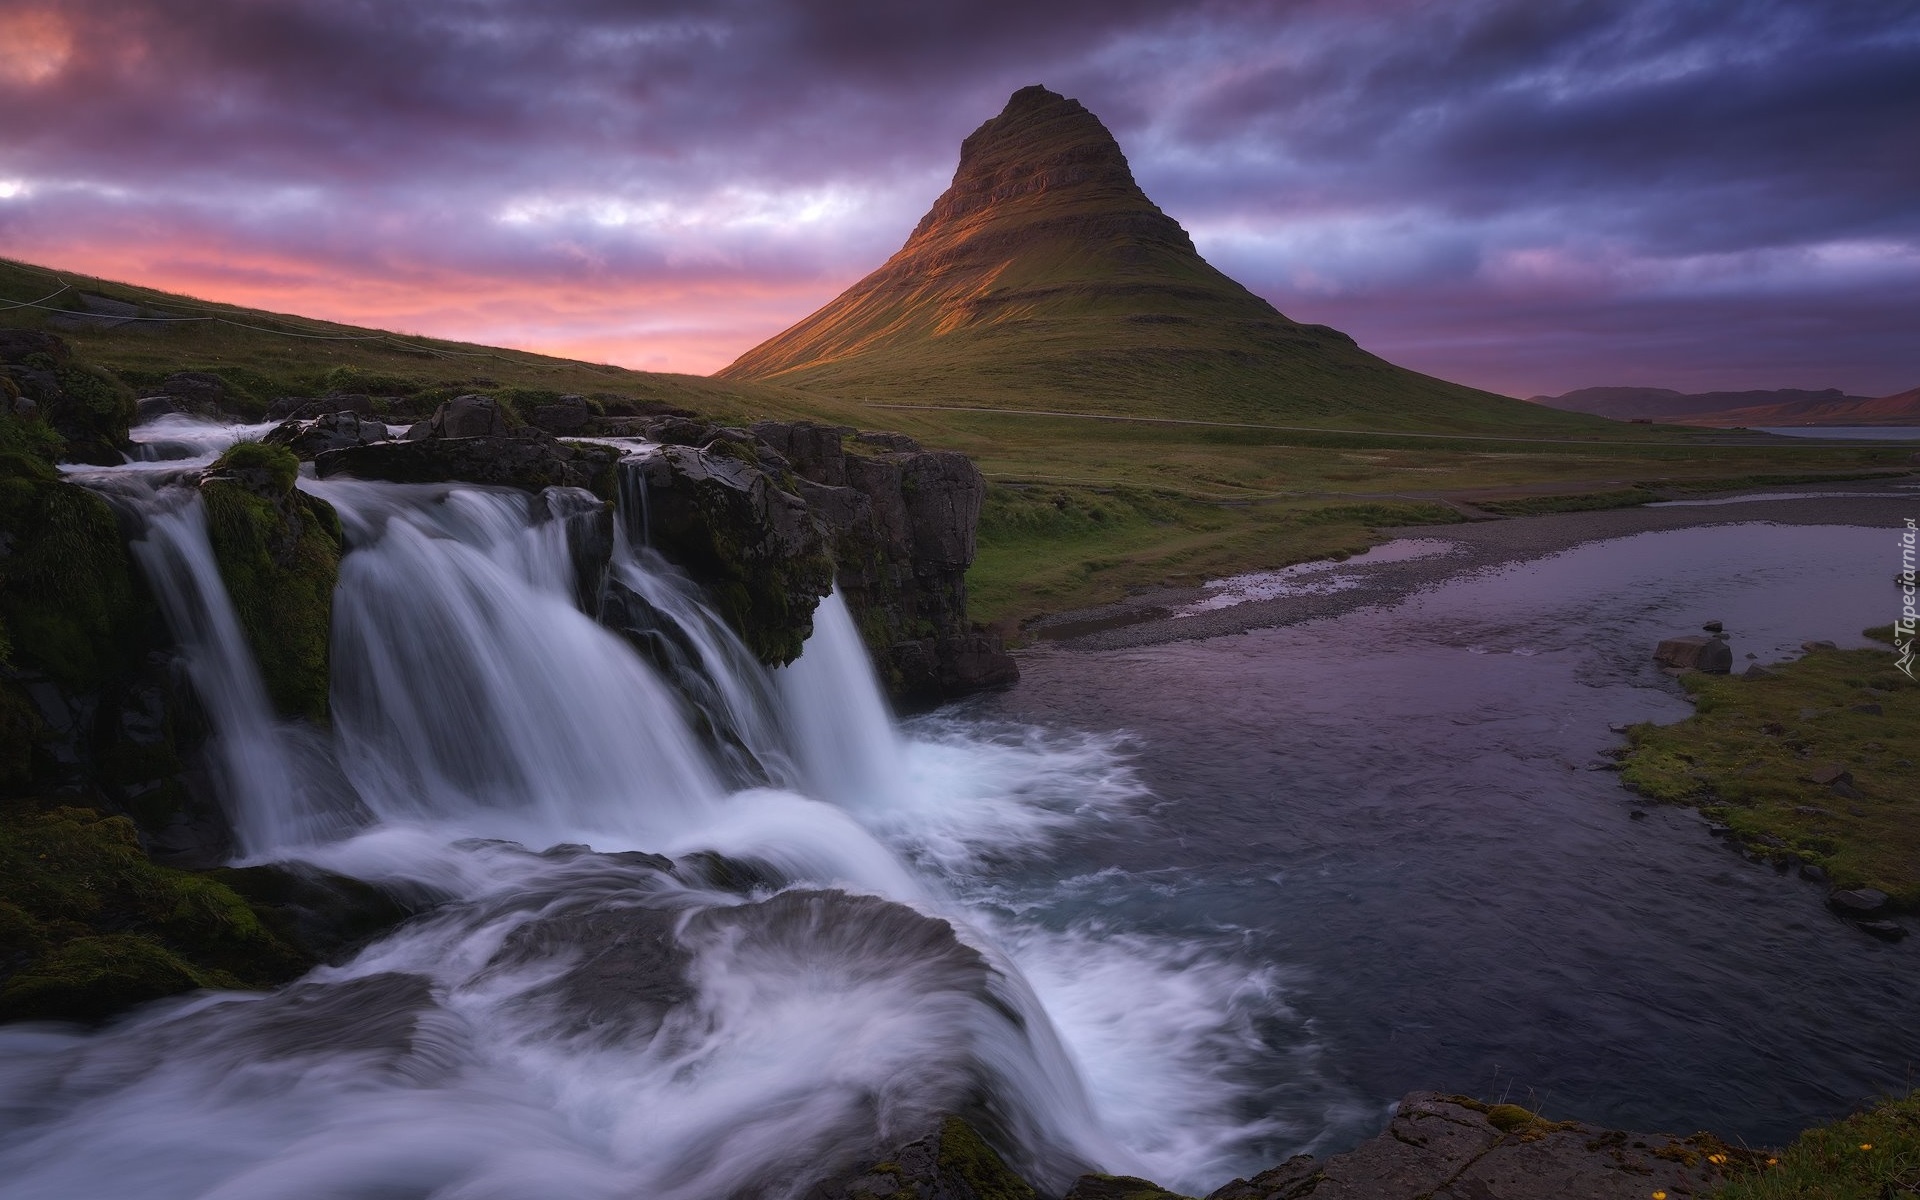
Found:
[3,422,1289,1198]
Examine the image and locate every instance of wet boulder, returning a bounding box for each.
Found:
[1654,635,1732,674]
[263,411,389,459]
[157,371,230,415]
[200,441,342,722]
[1827,887,1889,916]
[314,428,620,497]
[526,394,594,435]
[403,393,509,440]
[629,443,835,665]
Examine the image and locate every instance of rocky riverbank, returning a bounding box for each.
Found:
[1028,482,1917,651]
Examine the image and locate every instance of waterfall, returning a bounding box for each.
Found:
[13,436,1228,1199]
[120,483,362,855]
[775,590,906,810]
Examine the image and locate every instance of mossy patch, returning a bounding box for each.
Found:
[936,1116,1038,1200]
[0,803,310,1022]
[0,418,146,689]
[1619,630,1920,907]
[201,443,340,721]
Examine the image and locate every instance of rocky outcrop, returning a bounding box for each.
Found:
[314,427,620,496]
[816,1117,1039,1200]
[0,330,135,465]
[403,393,510,439]
[1654,635,1732,673]
[264,410,389,458]
[751,420,1016,703]
[200,441,342,722]
[627,440,836,665]
[1198,1094,1752,1200]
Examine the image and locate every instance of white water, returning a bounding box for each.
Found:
[3,423,1293,1198]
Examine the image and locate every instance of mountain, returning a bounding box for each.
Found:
[721,86,1616,436]
[1531,385,1920,427]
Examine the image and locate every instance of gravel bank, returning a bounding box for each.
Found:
[1025,479,1920,651]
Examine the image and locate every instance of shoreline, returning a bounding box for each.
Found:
[1021,478,1920,651]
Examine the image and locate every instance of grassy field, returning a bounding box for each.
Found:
[1620,629,1919,908]
[1713,1089,1920,1199]
[6,255,1915,628]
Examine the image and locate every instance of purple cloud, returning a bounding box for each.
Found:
[1,0,1914,394]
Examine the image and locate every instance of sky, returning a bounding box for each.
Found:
[1,0,1915,399]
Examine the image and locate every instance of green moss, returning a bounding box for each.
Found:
[54,363,135,428]
[0,934,220,1022]
[210,440,300,492]
[0,456,144,689]
[0,804,311,1022]
[201,478,339,722]
[1712,1089,1920,1199]
[1619,635,1920,907]
[936,1117,1038,1200]
[1065,1173,1192,1200]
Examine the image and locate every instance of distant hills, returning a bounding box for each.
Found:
[1530,385,1920,427]
[722,86,1617,436]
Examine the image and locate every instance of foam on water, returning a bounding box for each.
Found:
[1,453,1294,1199]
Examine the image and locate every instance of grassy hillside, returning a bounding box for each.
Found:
[0,258,872,429]
[5,255,1911,629]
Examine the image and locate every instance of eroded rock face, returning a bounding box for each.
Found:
[315,428,620,497]
[629,442,835,666]
[752,420,1016,704]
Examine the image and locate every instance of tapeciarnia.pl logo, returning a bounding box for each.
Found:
[1898,517,1917,680]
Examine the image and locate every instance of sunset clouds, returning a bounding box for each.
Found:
[1,0,1914,394]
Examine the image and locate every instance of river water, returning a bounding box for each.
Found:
[1,418,1914,1198]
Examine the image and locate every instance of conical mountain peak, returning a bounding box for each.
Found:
[913,85,1154,234]
[721,88,1593,435]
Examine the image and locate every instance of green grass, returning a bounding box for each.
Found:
[1713,1090,1920,1199]
[1619,630,1920,907]
[969,485,1461,629]
[6,254,1913,627]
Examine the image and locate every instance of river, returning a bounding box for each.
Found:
[0,417,1913,1198]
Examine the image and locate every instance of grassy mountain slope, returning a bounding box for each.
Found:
[720,86,1627,437]
[0,257,872,429]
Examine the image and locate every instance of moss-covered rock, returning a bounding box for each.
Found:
[0,333,134,464]
[937,1117,1041,1200]
[824,1117,1042,1200]
[0,803,312,1023]
[201,441,340,722]
[0,414,145,690]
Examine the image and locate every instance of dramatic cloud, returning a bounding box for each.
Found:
[1,0,1915,394]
